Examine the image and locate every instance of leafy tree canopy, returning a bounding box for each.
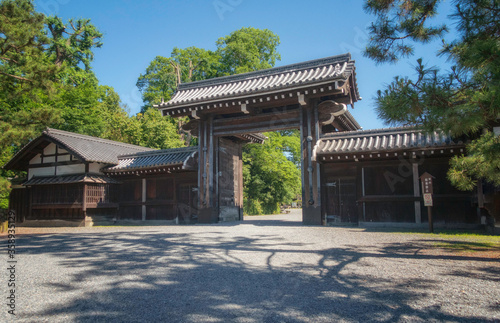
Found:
[46,15,103,71]
[364,0,500,190]
[215,27,281,75]
[0,0,184,208]
[0,0,56,96]
[137,27,280,110]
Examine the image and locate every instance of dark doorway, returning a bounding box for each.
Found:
[178,184,198,224]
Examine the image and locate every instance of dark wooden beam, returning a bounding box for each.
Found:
[32,203,83,209]
[213,108,300,127]
[213,119,300,136]
[28,160,84,168]
[301,98,322,225]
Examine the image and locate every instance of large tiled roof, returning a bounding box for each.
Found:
[157,53,359,111]
[24,173,121,186]
[104,147,198,173]
[42,128,154,164]
[3,128,154,170]
[314,127,466,156]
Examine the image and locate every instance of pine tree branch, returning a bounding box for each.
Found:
[0,56,19,64]
[0,71,32,82]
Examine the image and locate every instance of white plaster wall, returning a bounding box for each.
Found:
[45,143,56,155]
[57,164,85,175]
[89,163,104,174]
[27,143,88,178]
[58,154,71,162]
[29,167,55,179]
[44,156,55,163]
[30,154,42,164]
[29,143,66,164]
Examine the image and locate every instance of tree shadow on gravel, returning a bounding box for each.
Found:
[15,231,499,322]
[446,266,500,283]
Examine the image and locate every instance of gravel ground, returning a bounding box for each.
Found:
[1,209,499,322]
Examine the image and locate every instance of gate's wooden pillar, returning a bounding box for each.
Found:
[198,117,219,223]
[300,97,322,225]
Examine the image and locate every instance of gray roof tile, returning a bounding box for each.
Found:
[43,128,154,164]
[3,128,155,171]
[24,173,121,186]
[157,53,360,110]
[315,127,465,156]
[105,147,197,172]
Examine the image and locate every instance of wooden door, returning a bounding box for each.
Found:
[324,178,357,223]
[218,138,242,222]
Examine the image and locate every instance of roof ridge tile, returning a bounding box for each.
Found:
[175,53,352,91]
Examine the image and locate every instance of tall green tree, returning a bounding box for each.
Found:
[131,108,185,149]
[137,56,182,109]
[137,27,281,109]
[0,0,61,148]
[0,0,60,208]
[215,27,281,75]
[137,48,219,111]
[364,0,500,190]
[0,1,184,209]
[46,16,103,70]
[43,15,109,137]
[0,0,57,95]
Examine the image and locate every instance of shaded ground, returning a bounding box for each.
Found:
[2,210,499,322]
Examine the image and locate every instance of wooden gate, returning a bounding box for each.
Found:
[156,54,361,225]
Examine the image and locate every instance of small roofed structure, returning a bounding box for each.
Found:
[4,127,154,171]
[314,127,480,227]
[4,128,201,226]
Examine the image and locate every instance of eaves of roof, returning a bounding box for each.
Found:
[23,173,121,186]
[315,126,466,156]
[104,146,198,172]
[156,53,360,111]
[3,128,154,171]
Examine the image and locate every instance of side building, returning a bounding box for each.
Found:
[4,128,199,226]
[315,126,497,228]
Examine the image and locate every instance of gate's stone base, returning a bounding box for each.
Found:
[198,207,219,223]
[219,206,241,222]
[303,206,322,225]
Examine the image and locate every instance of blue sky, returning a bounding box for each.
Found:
[33,0,455,130]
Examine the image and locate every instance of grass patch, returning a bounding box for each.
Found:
[361,227,500,253]
[429,232,500,253]
[403,231,500,253]
[432,240,500,253]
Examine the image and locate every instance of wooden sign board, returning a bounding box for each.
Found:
[420,172,435,194]
[423,193,433,206]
